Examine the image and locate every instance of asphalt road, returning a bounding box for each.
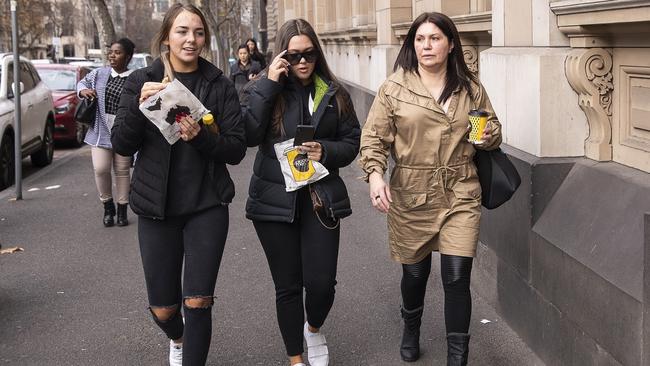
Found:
[0,146,543,365]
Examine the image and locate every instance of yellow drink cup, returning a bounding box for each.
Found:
[468,109,489,144]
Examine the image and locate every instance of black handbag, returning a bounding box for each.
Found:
[474,148,521,209]
[308,175,352,229]
[74,97,97,126]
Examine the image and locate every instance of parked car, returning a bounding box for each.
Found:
[35,64,91,146]
[128,53,154,70]
[68,60,104,70]
[0,54,55,190]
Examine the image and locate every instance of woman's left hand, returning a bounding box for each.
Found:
[178,115,201,141]
[477,122,496,147]
[298,141,322,162]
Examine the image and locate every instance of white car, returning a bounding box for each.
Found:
[128,53,154,70]
[0,54,55,190]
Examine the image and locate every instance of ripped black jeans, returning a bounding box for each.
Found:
[138,205,228,366]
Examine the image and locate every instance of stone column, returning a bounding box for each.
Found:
[371,0,412,90]
[314,0,326,32]
[336,0,352,30]
[353,0,370,27]
[481,0,588,157]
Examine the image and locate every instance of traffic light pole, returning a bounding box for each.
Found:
[11,0,22,200]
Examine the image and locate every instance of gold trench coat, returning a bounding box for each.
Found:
[359,69,502,264]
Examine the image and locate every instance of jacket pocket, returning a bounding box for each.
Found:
[451,182,481,201]
[394,192,428,210]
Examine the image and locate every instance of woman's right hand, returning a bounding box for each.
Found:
[369,171,392,213]
[267,50,289,82]
[139,82,168,104]
[79,89,97,99]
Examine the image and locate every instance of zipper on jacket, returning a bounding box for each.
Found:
[159,142,172,220]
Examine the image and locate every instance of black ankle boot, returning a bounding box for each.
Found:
[400,305,424,362]
[103,199,115,227]
[116,203,129,226]
[447,333,470,366]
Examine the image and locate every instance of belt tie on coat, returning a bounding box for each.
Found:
[395,164,458,190]
[431,166,457,190]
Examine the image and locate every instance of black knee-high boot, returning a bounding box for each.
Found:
[447,332,470,366]
[400,305,423,362]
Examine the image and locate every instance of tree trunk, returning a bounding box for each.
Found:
[84,0,115,61]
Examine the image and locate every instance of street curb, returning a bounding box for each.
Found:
[0,145,89,201]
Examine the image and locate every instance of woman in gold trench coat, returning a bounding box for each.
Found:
[359,12,501,366]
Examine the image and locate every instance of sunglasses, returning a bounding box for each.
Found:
[283,49,318,65]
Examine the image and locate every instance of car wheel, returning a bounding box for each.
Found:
[73,121,86,147]
[31,121,54,167]
[0,134,15,191]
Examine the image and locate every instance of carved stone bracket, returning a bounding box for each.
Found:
[565,48,614,161]
[463,46,479,75]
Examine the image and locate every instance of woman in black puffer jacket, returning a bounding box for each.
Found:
[111,4,245,365]
[241,18,360,366]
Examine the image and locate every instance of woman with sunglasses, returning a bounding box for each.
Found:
[241,19,360,366]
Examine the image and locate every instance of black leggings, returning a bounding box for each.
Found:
[253,189,340,356]
[401,253,473,334]
[138,205,229,366]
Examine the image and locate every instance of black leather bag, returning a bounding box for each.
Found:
[309,175,352,226]
[74,97,97,126]
[474,148,521,209]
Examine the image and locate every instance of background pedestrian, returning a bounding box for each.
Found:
[230,43,261,93]
[77,37,135,227]
[246,37,267,69]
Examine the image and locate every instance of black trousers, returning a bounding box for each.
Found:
[401,253,473,334]
[138,205,229,366]
[253,189,340,356]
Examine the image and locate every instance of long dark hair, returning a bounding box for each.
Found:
[270,19,351,136]
[393,12,478,104]
[246,38,261,54]
[150,4,211,57]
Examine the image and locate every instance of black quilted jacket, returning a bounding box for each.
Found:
[241,74,360,223]
[111,57,246,219]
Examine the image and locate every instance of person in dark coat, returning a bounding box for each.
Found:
[110,4,245,366]
[241,18,360,366]
[246,37,267,69]
[230,43,261,93]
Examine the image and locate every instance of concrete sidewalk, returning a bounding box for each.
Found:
[0,146,544,365]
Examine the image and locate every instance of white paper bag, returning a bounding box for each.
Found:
[274,138,329,192]
[138,79,210,144]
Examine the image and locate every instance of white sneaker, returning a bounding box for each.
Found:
[169,340,182,366]
[304,322,329,366]
[292,364,306,366]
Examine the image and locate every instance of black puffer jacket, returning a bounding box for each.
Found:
[111,57,246,219]
[242,74,360,223]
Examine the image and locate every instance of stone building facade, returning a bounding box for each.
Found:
[270,1,650,365]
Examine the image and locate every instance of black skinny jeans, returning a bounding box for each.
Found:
[253,188,340,356]
[401,253,473,334]
[138,205,229,366]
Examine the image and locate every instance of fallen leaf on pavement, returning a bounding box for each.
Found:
[0,247,24,255]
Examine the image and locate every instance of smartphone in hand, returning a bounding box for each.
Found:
[294,124,315,146]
